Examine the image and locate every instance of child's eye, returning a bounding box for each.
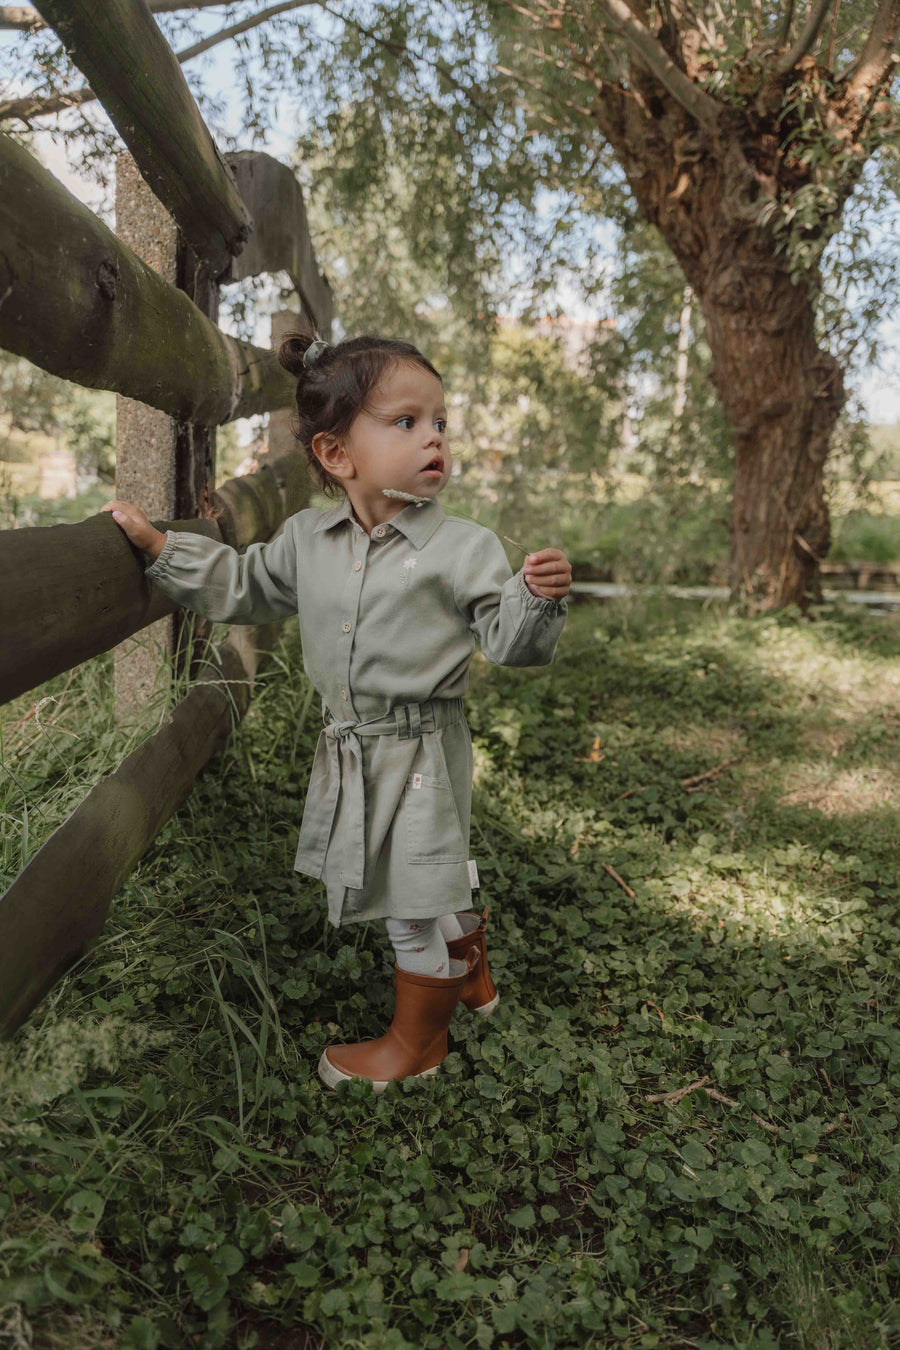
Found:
[435,419,447,433]
[396,416,415,429]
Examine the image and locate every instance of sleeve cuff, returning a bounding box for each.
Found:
[516,569,568,615]
[144,531,176,578]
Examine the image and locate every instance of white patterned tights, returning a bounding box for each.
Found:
[384,912,473,977]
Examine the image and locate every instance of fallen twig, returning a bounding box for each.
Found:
[601,862,635,898]
[645,1075,711,1104]
[645,1077,778,1132]
[646,1078,848,1141]
[615,756,740,802]
[705,1087,779,1134]
[680,756,740,790]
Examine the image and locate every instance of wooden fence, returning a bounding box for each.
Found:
[0,0,333,1036]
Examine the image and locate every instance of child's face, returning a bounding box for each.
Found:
[334,361,451,501]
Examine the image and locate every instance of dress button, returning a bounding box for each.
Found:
[342,621,352,633]
[353,560,362,571]
[340,688,348,701]
[373,525,386,538]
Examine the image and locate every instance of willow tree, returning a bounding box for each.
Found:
[4,0,899,607]
[488,0,900,609]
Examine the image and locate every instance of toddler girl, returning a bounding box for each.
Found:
[103,333,571,1093]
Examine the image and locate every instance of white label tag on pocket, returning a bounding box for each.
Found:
[412,773,423,789]
[467,859,479,888]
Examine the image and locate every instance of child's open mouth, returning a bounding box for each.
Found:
[420,456,444,476]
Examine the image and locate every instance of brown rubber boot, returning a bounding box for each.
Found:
[317,947,480,1093]
[445,906,500,1017]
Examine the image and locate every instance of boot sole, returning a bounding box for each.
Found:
[317,1050,441,1093]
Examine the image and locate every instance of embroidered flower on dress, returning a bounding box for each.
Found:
[400,557,418,589]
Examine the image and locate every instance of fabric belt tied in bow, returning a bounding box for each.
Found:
[294,699,457,891]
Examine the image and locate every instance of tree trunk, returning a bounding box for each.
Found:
[592,65,854,612]
[697,248,844,611]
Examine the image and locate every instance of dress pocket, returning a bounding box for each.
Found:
[405,735,468,865]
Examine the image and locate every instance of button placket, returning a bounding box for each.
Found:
[339,533,368,713]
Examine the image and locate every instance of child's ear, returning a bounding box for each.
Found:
[312,432,354,480]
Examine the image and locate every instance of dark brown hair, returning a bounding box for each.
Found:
[276,332,443,498]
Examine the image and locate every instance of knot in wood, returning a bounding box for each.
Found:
[95,258,119,301]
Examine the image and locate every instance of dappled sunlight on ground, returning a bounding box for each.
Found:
[5,598,899,1348]
[778,766,900,816]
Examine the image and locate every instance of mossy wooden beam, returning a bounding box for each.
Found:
[224,151,333,338]
[211,463,285,550]
[0,514,222,706]
[0,134,295,422]
[0,640,257,1037]
[33,0,252,276]
[0,448,307,705]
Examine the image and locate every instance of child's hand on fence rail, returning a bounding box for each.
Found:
[523,548,572,602]
[101,500,168,562]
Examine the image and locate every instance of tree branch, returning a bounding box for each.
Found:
[777,0,795,45]
[0,0,227,28]
[151,0,247,10]
[825,0,841,67]
[317,1,505,131]
[593,0,721,131]
[175,0,319,62]
[845,0,900,101]
[0,0,320,122]
[772,0,833,74]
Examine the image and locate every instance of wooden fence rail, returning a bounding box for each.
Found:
[0,452,313,706]
[224,151,334,337]
[1,3,332,1038]
[34,0,252,276]
[0,628,277,1036]
[0,135,295,422]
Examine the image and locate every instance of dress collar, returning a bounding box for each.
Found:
[312,495,445,551]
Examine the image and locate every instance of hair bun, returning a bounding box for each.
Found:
[277,331,318,378]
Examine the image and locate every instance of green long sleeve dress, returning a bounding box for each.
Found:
[144,495,567,927]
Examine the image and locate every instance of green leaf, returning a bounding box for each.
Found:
[64,1190,104,1234]
[286,1261,320,1288]
[121,1317,161,1350]
[534,1061,563,1093]
[214,1244,244,1276]
[183,1254,227,1311]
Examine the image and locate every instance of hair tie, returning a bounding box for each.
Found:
[303,339,330,369]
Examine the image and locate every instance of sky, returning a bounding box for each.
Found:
[2,9,900,424]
